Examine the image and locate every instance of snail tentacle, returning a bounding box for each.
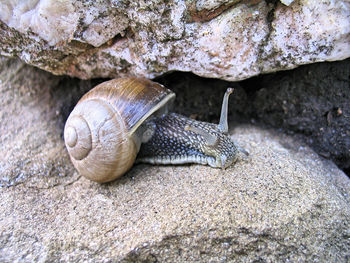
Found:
[218,87,234,133]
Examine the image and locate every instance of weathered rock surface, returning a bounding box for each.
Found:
[1,125,350,262]
[251,59,350,171]
[1,59,350,262]
[0,0,349,80]
[0,57,86,187]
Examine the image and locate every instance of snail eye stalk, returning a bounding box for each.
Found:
[218,88,234,133]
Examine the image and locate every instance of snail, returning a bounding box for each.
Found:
[64,77,247,182]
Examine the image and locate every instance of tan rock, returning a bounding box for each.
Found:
[0,57,78,187]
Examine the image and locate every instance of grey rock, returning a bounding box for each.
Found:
[252,59,350,170]
[0,57,82,187]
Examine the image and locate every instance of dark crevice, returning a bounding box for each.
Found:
[186,0,243,23]
[103,28,131,47]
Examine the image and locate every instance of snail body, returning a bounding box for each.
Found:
[137,113,239,169]
[64,77,246,182]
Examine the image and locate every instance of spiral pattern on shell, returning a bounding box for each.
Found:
[64,78,175,182]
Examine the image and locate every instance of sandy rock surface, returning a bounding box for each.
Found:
[1,125,350,262]
[0,0,349,80]
[0,57,90,187]
[1,59,350,262]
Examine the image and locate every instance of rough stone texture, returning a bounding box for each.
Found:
[1,58,350,262]
[0,57,92,187]
[251,59,350,170]
[1,125,350,262]
[0,0,349,80]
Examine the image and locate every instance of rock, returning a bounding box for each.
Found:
[280,0,295,5]
[0,57,93,187]
[1,59,350,261]
[1,126,350,262]
[0,0,349,80]
[251,59,350,171]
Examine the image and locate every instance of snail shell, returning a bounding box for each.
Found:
[64,78,175,182]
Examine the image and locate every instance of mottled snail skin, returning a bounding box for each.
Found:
[137,87,244,169]
[137,113,239,168]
